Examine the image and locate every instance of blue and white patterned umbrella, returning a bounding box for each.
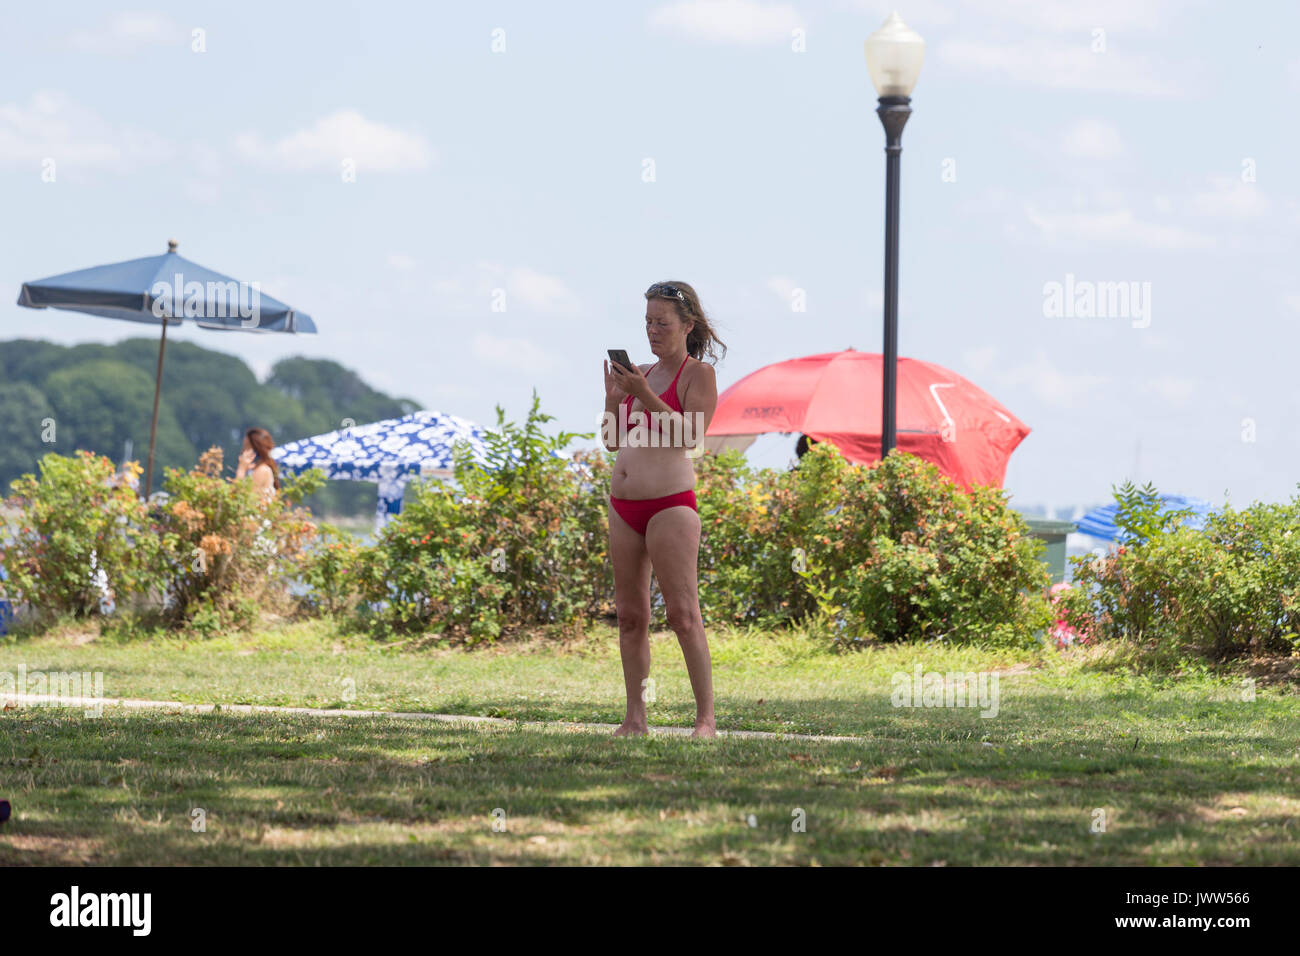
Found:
[274,410,496,529]
[273,410,588,529]
[1074,494,1214,542]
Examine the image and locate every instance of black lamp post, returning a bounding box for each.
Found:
[865,12,925,457]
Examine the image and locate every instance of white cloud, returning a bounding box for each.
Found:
[648,0,803,45]
[940,40,1179,97]
[181,144,225,204]
[420,261,502,313]
[963,345,998,374]
[954,187,1011,217]
[1284,293,1300,315]
[430,276,464,299]
[418,262,579,315]
[766,275,800,302]
[1061,119,1125,159]
[851,1,955,30]
[1142,375,1196,406]
[68,12,184,54]
[235,110,434,172]
[1025,204,1214,250]
[0,91,174,170]
[1187,176,1269,219]
[852,0,1174,33]
[473,333,557,372]
[387,253,417,272]
[994,350,1107,406]
[183,179,222,205]
[963,0,1174,33]
[510,267,581,314]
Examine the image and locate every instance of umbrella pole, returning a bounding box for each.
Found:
[143,320,168,498]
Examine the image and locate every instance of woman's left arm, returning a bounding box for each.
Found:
[679,363,718,454]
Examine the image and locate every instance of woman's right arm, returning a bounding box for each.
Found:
[602,360,626,452]
[602,394,622,452]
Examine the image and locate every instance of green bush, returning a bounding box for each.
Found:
[1,451,159,618]
[1191,498,1300,657]
[694,447,823,627]
[297,523,365,616]
[696,443,1051,643]
[796,447,1050,643]
[352,392,604,642]
[353,479,502,641]
[1059,483,1300,661]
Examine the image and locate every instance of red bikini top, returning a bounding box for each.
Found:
[624,356,689,414]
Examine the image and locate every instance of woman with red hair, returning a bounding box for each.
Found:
[235,427,281,497]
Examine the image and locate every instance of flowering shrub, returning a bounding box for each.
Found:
[1,451,160,617]
[696,443,1051,643]
[1,448,323,631]
[1059,485,1300,661]
[153,447,323,628]
[1047,582,1091,648]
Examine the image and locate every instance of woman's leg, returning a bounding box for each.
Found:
[645,506,715,737]
[609,503,653,736]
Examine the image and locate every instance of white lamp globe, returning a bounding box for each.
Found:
[864,11,925,97]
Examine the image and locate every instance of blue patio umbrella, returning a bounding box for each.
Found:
[17,239,317,495]
[274,410,585,530]
[1075,494,1214,542]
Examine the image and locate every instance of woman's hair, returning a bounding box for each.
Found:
[645,280,727,364]
[245,427,281,491]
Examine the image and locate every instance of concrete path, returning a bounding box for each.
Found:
[2,693,864,742]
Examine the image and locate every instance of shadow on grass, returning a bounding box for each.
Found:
[1,699,1297,865]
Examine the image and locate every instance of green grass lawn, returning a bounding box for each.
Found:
[1,619,1297,865]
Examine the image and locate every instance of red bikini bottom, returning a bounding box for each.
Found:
[609,489,698,536]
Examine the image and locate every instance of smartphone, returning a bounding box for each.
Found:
[607,349,635,373]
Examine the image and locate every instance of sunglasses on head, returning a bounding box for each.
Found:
[646,282,685,302]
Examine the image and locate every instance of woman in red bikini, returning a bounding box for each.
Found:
[602,281,726,738]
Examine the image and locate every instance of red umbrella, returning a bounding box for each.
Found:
[703,349,1029,488]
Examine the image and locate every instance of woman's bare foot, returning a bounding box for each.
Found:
[690,721,717,739]
[612,721,648,737]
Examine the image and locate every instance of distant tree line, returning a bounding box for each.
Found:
[0,338,418,517]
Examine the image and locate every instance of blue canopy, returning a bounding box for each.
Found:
[1074,494,1215,542]
[17,243,316,333]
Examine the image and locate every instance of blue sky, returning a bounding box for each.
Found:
[2,0,1298,515]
